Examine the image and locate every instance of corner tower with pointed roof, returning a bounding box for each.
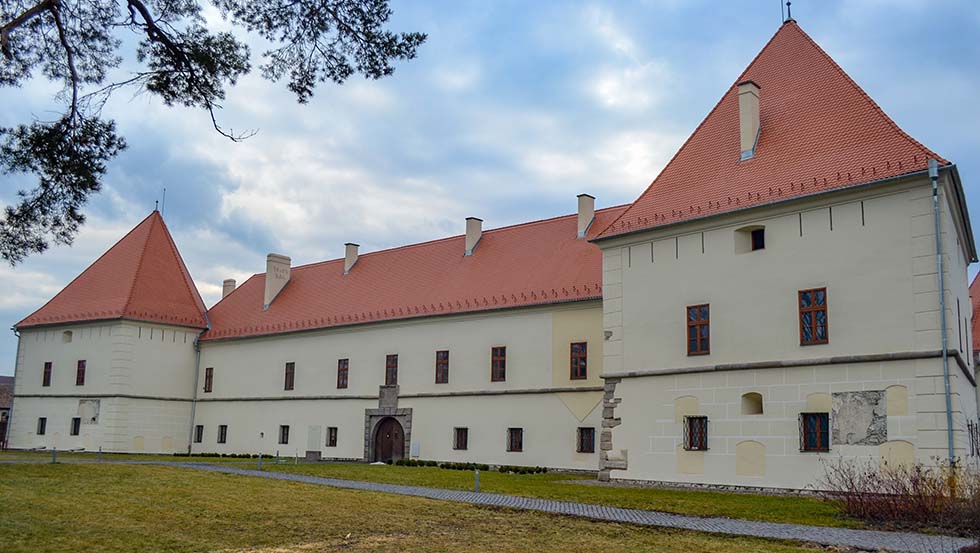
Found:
[595,21,978,486]
[6,211,207,454]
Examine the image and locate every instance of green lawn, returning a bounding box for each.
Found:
[260,462,857,528]
[0,450,257,463]
[0,463,814,552]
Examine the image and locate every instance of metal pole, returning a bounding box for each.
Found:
[930,159,956,465]
[98,446,102,463]
[51,447,57,464]
[474,469,480,493]
[257,453,262,471]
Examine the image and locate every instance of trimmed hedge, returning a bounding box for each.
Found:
[394,458,544,474]
[174,452,273,458]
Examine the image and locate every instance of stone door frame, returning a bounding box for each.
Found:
[363,384,412,461]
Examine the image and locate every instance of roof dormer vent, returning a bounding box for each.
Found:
[737,80,761,161]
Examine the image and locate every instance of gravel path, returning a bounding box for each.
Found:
[172,462,973,553]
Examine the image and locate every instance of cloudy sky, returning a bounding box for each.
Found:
[1,0,979,376]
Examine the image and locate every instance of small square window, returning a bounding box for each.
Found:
[800,412,830,452]
[70,417,81,436]
[454,427,468,450]
[751,228,765,251]
[327,427,338,447]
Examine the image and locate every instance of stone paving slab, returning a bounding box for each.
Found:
[175,463,973,553]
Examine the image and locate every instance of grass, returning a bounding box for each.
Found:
[0,450,257,463]
[0,463,817,552]
[260,462,858,528]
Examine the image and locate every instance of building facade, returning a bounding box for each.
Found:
[5,20,978,489]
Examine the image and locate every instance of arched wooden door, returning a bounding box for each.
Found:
[373,417,404,463]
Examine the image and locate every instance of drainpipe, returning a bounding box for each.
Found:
[186,338,202,455]
[929,159,956,464]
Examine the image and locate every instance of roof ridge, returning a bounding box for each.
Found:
[155,214,209,324]
[16,212,155,327]
[120,211,158,316]
[289,204,630,273]
[596,25,790,238]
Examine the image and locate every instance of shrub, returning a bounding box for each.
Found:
[819,458,980,540]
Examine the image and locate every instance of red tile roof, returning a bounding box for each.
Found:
[596,20,946,240]
[971,273,980,352]
[16,211,208,330]
[202,206,626,341]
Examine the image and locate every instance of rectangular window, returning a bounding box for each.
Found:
[327,426,338,447]
[687,304,710,355]
[683,416,708,451]
[204,367,213,393]
[70,417,81,436]
[337,359,349,389]
[37,417,46,435]
[217,425,227,444]
[279,425,290,444]
[42,362,52,387]
[435,350,450,384]
[577,427,595,453]
[491,346,507,382]
[194,425,204,443]
[453,427,468,450]
[799,288,829,345]
[75,360,86,386]
[507,427,523,452]
[385,354,398,386]
[800,412,830,452]
[570,342,588,380]
[284,362,295,390]
[751,228,765,251]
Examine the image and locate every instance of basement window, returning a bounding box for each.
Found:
[683,416,708,451]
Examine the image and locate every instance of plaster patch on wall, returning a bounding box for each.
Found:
[832,391,887,445]
[886,385,909,416]
[78,400,100,424]
[676,444,704,475]
[735,440,766,477]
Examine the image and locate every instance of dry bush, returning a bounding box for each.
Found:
[819,458,980,540]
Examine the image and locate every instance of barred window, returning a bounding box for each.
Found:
[577,427,595,453]
[683,416,708,451]
[799,288,828,345]
[799,412,830,452]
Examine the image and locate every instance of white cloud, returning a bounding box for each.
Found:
[591,61,670,110]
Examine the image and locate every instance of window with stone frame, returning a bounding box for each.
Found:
[453,427,468,450]
[385,354,398,386]
[337,358,349,389]
[577,427,595,453]
[800,412,830,452]
[570,342,587,380]
[327,426,338,447]
[683,416,708,451]
[435,350,449,384]
[491,346,506,382]
[799,288,829,345]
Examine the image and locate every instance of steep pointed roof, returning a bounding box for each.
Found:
[596,20,946,239]
[16,211,208,330]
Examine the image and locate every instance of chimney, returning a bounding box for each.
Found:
[263,253,291,309]
[344,243,359,274]
[737,80,761,160]
[222,279,236,299]
[577,194,595,238]
[464,217,483,256]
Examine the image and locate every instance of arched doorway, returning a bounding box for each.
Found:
[373,417,405,463]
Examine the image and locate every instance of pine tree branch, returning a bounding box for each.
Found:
[0,0,55,59]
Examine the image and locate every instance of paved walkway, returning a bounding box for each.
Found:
[176,463,973,553]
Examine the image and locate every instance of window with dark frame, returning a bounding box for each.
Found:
[385,354,398,386]
[491,346,507,382]
[42,361,52,387]
[70,417,81,436]
[687,305,710,355]
[327,427,338,447]
[507,427,523,452]
[204,367,213,393]
[284,362,295,390]
[194,424,204,443]
[799,288,829,345]
[683,416,708,451]
[279,425,290,444]
[37,417,46,435]
[435,350,449,384]
[577,427,595,453]
[217,425,227,444]
[570,342,588,380]
[75,360,86,386]
[337,358,349,389]
[751,228,765,251]
[800,412,830,452]
[453,427,468,450]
